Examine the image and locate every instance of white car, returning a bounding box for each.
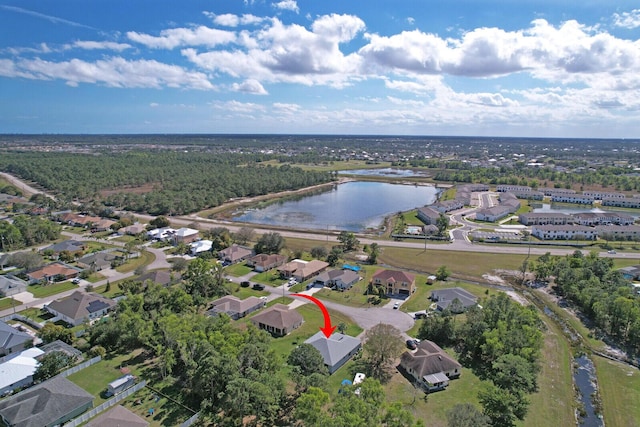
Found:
[393,302,400,309]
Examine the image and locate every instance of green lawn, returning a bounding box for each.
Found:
[0,296,22,310]
[120,380,197,427]
[224,262,252,277]
[228,285,269,299]
[115,250,155,273]
[401,280,495,313]
[251,270,287,287]
[522,316,574,427]
[593,355,640,427]
[112,235,137,243]
[85,272,107,283]
[313,266,375,308]
[28,281,78,298]
[18,307,55,322]
[255,304,363,359]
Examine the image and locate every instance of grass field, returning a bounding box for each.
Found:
[593,355,640,427]
[228,285,269,299]
[251,270,287,287]
[523,316,575,427]
[115,250,155,273]
[0,296,22,310]
[401,280,495,313]
[224,262,252,277]
[18,307,55,322]
[28,281,78,298]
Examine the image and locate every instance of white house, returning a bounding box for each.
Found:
[190,240,213,255]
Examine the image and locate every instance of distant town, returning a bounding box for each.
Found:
[1,134,639,427]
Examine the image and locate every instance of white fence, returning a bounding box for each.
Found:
[58,356,101,377]
[65,381,147,427]
[179,412,200,427]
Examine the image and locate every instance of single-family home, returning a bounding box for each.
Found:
[91,218,117,232]
[137,270,175,287]
[430,288,478,312]
[190,239,213,255]
[118,223,147,236]
[206,295,266,320]
[146,227,176,241]
[304,332,362,374]
[173,227,199,244]
[250,303,303,336]
[85,405,149,427]
[314,269,360,290]
[0,376,94,427]
[0,275,27,297]
[0,321,33,357]
[218,244,253,264]
[277,259,329,282]
[40,240,86,257]
[45,291,116,327]
[371,269,416,296]
[76,251,119,271]
[399,340,462,392]
[26,262,81,284]
[0,347,44,396]
[619,265,640,281]
[246,253,287,272]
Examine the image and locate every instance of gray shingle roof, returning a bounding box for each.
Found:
[0,321,32,354]
[0,376,93,427]
[46,291,116,322]
[304,332,361,368]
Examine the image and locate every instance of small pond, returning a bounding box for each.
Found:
[232,181,439,232]
[339,168,429,177]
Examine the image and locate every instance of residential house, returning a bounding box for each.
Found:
[206,295,266,320]
[246,253,287,272]
[304,332,362,374]
[26,262,81,284]
[45,291,116,326]
[77,251,119,271]
[118,223,147,236]
[602,197,640,209]
[41,240,86,257]
[474,205,512,222]
[190,239,213,255]
[174,227,199,244]
[91,218,117,232]
[510,190,544,200]
[218,244,253,264]
[531,225,598,240]
[277,259,329,282]
[595,225,640,241]
[0,376,93,427]
[551,194,594,205]
[416,206,441,225]
[137,270,175,287]
[0,348,44,396]
[496,185,531,193]
[146,227,176,241]
[619,265,640,281]
[371,269,416,296]
[0,275,27,297]
[0,321,33,357]
[250,304,303,336]
[314,269,360,290]
[431,200,464,213]
[399,340,462,392]
[519,212,572,226]
[583,191,626,200]
[538,187,576,197]
[430,288,478,312]
[86,405,149,427]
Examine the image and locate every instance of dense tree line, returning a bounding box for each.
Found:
[418,293,543,427]
[0,215,61,250]
[531,251,640,354]
[0,151,333,215]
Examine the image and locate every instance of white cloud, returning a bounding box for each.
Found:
[205,12,265,27]
[613,9,640,29]
[0,5,97,30]
[69,41,132,51]
[231,79,268,94]
[387,96,424,107]
[4,57,215,90]
[150,102,159,107]
[127,26,236,49]
[407,17,415,25]
[273,1,299,14]
[273,102,300,112]
[213,100,265,113]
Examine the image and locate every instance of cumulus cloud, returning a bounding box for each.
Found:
[213,100,265,113]
[68,41,132,51]
[273,1,299,14]
[2,57,215,89]
[231,79,268,94]
[613,9,640,29]
[204,12,265,27]
[127,26,236,49]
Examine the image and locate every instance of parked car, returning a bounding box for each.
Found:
[240,281,250,287]
[406,339,417,350]
[252,283,265,290]
[393,302,400,309]
[72,278,81,284]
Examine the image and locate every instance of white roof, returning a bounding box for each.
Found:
[0,347,44,390]
[176,227,198,237]
[190,240,213,253]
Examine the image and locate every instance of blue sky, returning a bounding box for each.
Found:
[1,1,639,137]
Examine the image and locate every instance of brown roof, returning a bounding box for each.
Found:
[251,304,303,330]
[209,295,264,316]
[249,253,286,268]
[46,291,116,322]
[372,269,415,283]
[400,340,461,377]
[278,260,329,277]
[219,244,252,262]
[27,263,79,280]
[86,405,149,427]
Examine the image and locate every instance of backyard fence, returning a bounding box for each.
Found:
[64,381,147,427]
[58,355,101,377]
[179,412,200,427]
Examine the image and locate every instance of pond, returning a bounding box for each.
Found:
[232,181,439,232]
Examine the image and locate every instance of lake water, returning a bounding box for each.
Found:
[233,181,439,232]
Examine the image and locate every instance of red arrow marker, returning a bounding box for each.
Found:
[291,293,336,338]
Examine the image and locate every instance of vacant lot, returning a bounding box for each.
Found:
[593,355,640,426]
[28,281,78,298]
